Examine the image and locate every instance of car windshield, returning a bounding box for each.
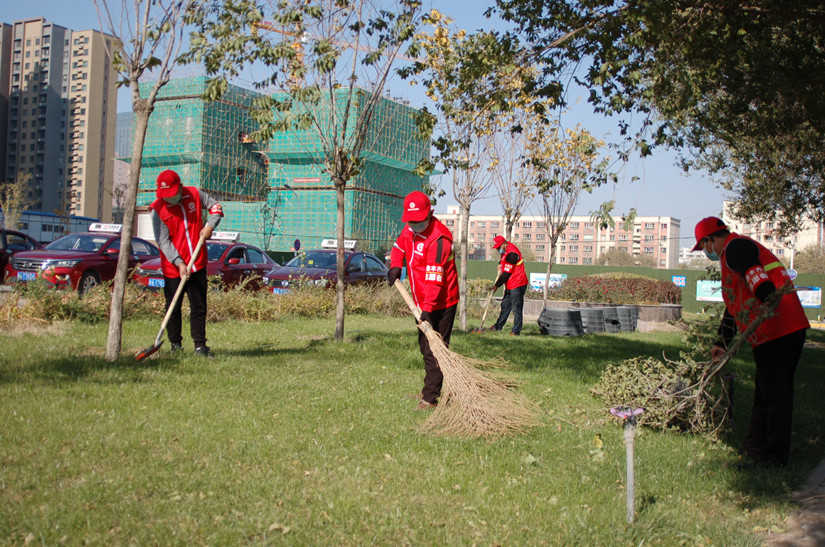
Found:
[207,243,226,262]
[285,252,337,269]
[45,234,109,253]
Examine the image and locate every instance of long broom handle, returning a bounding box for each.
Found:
[479,270,502,327]
[152,235,207,346]
[394,279,423,322]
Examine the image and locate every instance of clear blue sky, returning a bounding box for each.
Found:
[4,0,729,236]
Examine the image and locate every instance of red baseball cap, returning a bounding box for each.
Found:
[156,170,181,198]
[692,216,727,251]
[492,235,506,249]
[402,191,432,222]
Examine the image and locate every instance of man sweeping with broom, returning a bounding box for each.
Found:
[387,191,459,411]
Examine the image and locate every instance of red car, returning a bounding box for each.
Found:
[5,224,159,293]
[1,229,43,283]
[262,249,388,294]
[131,234,277,290]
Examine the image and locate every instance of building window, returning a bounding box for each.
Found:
[522,221,532,228]
[570,222,580,229]
[569,234,579,241]
[583,257,593,264]
[490,221,499,228]
[644,247,654,254]
[477,221,485,228]
[569,257,579,264]
[644,222,655,229]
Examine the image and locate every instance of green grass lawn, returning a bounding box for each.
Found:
[1,315,823,545]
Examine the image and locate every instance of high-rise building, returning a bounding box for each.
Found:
[3,17,118,221]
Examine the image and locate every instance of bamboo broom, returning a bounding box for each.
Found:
[394,280,538,439]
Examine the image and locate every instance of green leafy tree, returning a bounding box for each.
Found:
[188,0,425,341]
[0,171,34,231]
[94,0,199,360]
[492,0,825,233]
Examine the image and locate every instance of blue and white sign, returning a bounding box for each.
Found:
[797,286,821,308]
[696,280,724,302]
[672,275,686,287]
[787,268,798,281]
[530,272,567,290]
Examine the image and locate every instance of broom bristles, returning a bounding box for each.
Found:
[417,322,539,439]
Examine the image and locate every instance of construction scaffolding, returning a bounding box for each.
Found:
[132,77,430,254]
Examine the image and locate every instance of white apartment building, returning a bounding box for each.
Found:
[439,206,681,269]
[722,201,825,264]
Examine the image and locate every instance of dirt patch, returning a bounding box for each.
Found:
[0,320,69,338]
[764,460,825,546]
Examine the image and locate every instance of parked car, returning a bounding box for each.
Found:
[263,249,388,294]
[1,229,43,283]
[132,233,278,290]
[5,223,159,293]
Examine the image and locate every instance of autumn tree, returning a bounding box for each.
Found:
[404,12,524,330]
[595,247,656,268]
[490,102,535,243]
[188,0,425,341]
[529,124,609,306]
[493,0,825,233]
[94,0,198,360]
[792,244,825,275]
[0,171,34,230]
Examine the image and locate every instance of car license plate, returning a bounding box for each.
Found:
[271,287,289,295]
[17,272,36,281]
[148,278,165,288]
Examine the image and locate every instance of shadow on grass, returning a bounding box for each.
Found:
[719,328,825,507]
[452,328,687,383]
[0,352,180,385]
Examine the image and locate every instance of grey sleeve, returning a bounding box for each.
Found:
[199,190,223,229]
[151,209,183,266]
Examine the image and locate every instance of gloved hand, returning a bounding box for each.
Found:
[387,267,402,286]
[419,310,433,326]
[710,344,726,363]
[487,285,498,293]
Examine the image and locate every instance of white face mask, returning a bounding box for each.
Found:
[164,193,181,205]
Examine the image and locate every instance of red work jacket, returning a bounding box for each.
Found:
[499,242,528,290]
[720,233,809,346]
[390,217,459,313]
[150,186,211,278]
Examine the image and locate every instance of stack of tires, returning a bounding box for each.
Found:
[538,305,639,336]
[538,308,585,336]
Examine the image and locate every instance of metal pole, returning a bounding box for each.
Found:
[625,423,636,523]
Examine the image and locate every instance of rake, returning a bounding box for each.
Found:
[135,235,206,361]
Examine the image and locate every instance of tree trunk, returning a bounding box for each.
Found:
[542,236,559,307]
[105,100,151,361]
[334,178,346,342]
[458,202,470,331]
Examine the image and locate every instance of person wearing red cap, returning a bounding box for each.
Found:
[693,216,809,466]
[388,191,459,410]
[488,235,529,335]
[150,169,224,357]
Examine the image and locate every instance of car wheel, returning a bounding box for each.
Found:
[78,271,101,294]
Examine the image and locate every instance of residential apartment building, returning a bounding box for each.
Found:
[440,206,681,269]
[3,17,118,221]
[722,201,825,264]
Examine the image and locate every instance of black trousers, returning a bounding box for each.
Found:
[418,304,457,404]
[493,284,527,334]
[163,268,208,348]
[741,328,807,465]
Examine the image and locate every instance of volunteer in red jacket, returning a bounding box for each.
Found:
[693,217,809,466]
[488,235,529,335]
[151,170,224,357]
[388,191,459,410]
